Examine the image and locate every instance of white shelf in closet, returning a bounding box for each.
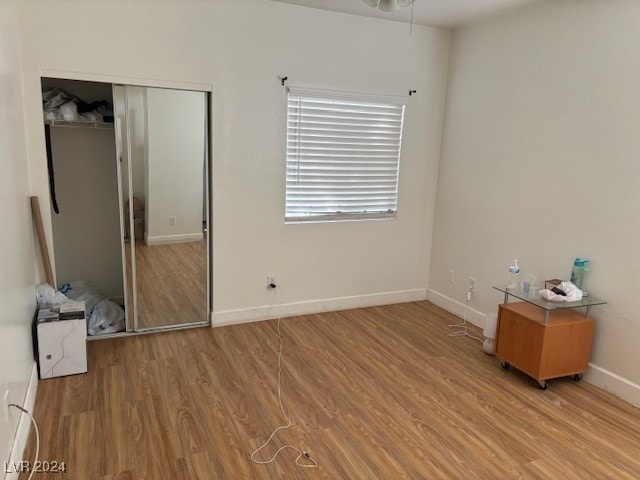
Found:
[44,119,114,129]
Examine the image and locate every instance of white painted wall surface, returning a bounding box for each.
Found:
[145,88,205,243]
[18,1,450,318]
[0,0,38,466]
[39,78,124,298]
[126,86,147,203]
[115,85,147,236]
[431,0,640,400]
[48,128,124,297]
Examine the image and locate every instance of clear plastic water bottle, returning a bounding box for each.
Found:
[508,259,520,290]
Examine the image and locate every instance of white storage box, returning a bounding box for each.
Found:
[37,301,87,379]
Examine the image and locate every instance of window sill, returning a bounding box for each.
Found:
[285,212,397,224]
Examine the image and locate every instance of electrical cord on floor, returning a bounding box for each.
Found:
[448,296,483,343]
[9,403,40,480]
[250,317,318,469]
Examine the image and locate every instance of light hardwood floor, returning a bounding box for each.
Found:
[131,240,207,330]
[21,301,640,479]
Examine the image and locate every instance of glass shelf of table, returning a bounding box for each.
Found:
[493,285,606,323]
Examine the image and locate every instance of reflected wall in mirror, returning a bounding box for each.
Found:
[112,84,135,332]
[120,86,209,331]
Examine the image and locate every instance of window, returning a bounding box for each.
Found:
[285,87,406,222]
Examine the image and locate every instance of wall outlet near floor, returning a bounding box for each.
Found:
[468,277,476,291]
[169,216,176,226]
[2,389,9,422]
[267,275,277,289]
[448,269,455,283]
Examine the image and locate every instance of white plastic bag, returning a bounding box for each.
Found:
[42,89,70,110]
[539,281,583,302]
[88,300,125,336]
[36,283,69,307]
[58,101,79,121]
[44,110,58,121]
[81,111,103,123]
[59,281,106,318]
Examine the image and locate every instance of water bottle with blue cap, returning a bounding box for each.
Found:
[570,258,590,290]
[508,259,520,290]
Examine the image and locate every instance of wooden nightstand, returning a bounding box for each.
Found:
[496,302,594,389]
[492,286,605,389]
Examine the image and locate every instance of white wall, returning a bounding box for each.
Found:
[127,86,147,203]
[113,84,147,231]
[430,0,640,403]
[40,78,124,298]
[145,88,205,244]
[0,0,38,466]
[18,0,450,321]
[48,127,124,297]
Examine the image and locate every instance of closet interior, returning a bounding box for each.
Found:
[42,77,211,337]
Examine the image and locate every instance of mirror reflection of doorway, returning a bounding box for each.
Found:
[116,85,209,332]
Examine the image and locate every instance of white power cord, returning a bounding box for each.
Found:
[250,318,318,469]
[448,290,483,342]
[9,403,40,480]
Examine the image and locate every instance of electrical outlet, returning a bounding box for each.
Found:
[468,277,476,291]
[169,216,176,226]
[448,269,455,283]
[267,275,277,289]
[2,389,9,422]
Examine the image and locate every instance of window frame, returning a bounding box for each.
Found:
[284,87,407,224]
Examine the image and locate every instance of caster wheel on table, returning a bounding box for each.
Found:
[501,361,510,370]
[538,381,548,390]
[574,374,583,382]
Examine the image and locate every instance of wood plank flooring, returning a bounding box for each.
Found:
[21,301,640,479]
[132,240,207,330]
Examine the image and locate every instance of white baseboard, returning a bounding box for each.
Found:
[211,288,428,327]
[426,288,487,329]
[584,363,640,407]
[145,233,203,246]
[427,289,640,407]
[4,363,38,480]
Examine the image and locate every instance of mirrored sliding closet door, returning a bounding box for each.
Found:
[115,84,210,332]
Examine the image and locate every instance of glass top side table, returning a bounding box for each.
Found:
[493,285,607,323]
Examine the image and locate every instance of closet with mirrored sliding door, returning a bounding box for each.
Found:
[42,77,211,337]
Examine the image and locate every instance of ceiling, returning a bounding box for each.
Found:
[270,0,540,28]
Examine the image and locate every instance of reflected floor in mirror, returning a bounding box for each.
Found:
[127,240,207,329]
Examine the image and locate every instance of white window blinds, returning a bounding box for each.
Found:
[286,87,406,222]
